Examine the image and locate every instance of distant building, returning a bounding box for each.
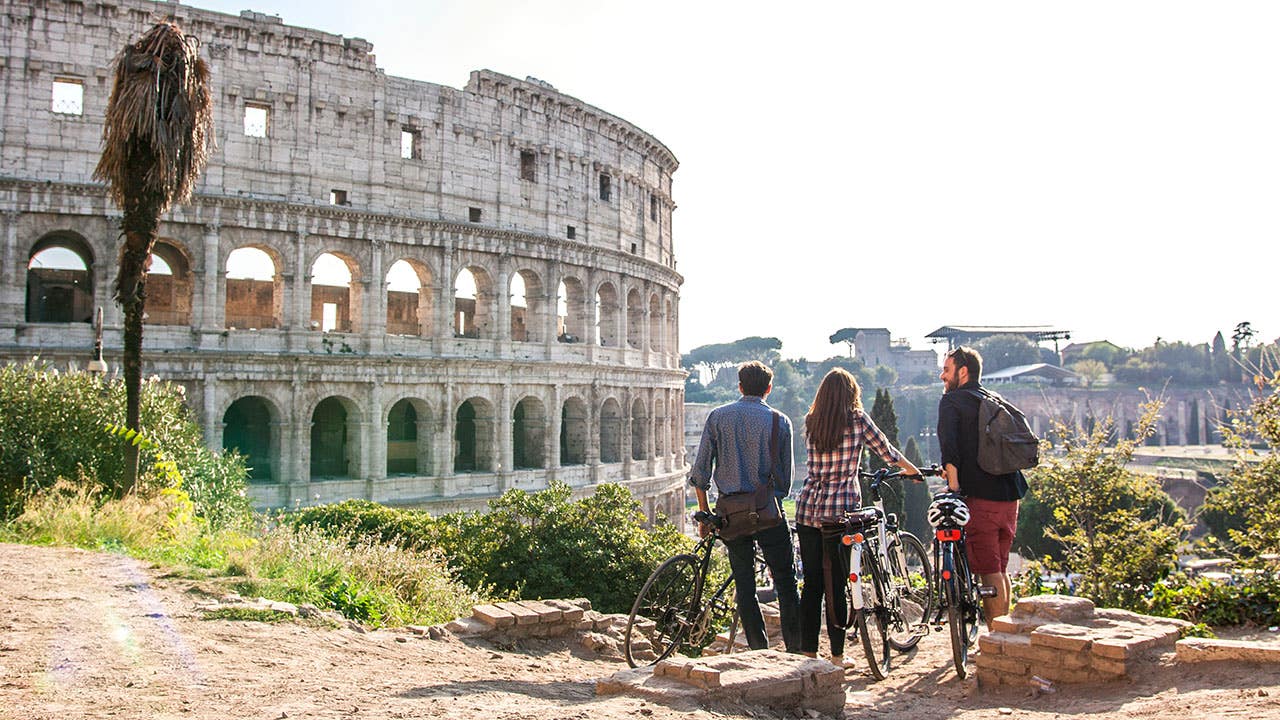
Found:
[829,328,938,383]
[982,363,1080,386]
[926,325,1071,358]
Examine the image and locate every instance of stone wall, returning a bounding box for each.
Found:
[0,0,687,522]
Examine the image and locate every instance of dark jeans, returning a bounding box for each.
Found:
[797,523,851,655]
[723,519,800,652]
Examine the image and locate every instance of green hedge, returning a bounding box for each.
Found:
[291,482,691,614]
[1148,572,1280,627]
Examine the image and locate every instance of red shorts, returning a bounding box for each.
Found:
[964,497,1019,575]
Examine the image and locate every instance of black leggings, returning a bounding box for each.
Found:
[797,524,851,656]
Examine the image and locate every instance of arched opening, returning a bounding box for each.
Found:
[600,397,622,464]
[595,282,618,347]
[26,234,93,323]
[225,246,279,329]
[631,397,649,461]
[223,396,274,481]
[454,267,492,338]
[454,397,495,472]
[648,294,662,352]
[510,269,544,343]
[310,252,356,333]
[653,397,667,457]
[387,398,431,475]
[626,288,643,349]
[144,241,193,326]
[510,272,528,342]
[512,396,547,469]
[560,397,588,465]
[310,396,357,479]
[557,278,585,343]
[386,259,432,337]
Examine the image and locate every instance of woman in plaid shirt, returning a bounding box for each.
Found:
[795,368,920,667]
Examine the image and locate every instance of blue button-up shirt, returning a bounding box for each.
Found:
[688,396,793,497]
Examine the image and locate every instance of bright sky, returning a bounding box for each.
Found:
[185,0,1276,361]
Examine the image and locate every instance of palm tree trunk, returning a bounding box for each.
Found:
[118,200,157,492]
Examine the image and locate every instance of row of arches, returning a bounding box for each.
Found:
[24,231,679,352]
[221,394,684,482]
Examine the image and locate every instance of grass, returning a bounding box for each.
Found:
[202,607,294,623]
[1,482,481,628]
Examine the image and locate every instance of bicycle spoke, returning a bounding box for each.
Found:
[857,558,892,680]
[886,532,932,651]
[625,554,700,667]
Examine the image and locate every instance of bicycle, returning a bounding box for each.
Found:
[927,490,993,679]
[623,510,750,667]
[833,467,935,680]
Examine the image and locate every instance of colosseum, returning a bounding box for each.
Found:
[0,0,689,523]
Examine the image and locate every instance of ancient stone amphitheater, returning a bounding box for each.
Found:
[0,0,688,521]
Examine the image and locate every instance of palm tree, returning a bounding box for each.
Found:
[93,22,214,490]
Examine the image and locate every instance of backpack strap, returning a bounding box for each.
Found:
[765,412,781,494]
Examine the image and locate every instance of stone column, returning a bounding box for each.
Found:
[495,262,510,353]
[287,376,308,504]
[288,230,310,350]
[100,212,123,329]
[367,381,386,493]
[548,383,562,478]
[366,238,386,338]
[587,381,601,482]
[437,245,454,340]
[0,210,21,324]
[1176,400,1189,446]
[622,389,633,481]
[498,383,513,480]
[197,223,221,332]
[202,376,219,450]
[544,261,561,347]
[435,383,455,478]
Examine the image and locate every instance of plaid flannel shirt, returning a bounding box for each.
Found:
[794,409,902,528]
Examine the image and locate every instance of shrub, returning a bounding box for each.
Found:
[0,360,249,527]
[1199,372,1280,558]
[292,482,692,614]
[1148,572,1280,627]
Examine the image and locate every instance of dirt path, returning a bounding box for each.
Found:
[2,542,1280,719]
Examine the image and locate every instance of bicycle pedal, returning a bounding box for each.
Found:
[978,585,998,598]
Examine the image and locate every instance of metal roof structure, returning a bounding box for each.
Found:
[983,363,1080,384]
[926,325,1071,350]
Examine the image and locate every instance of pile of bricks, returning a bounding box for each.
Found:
[977,594,1190,688]
[443,598,655,660]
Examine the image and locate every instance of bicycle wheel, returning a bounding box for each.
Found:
[625,553,700,668]
[855,558,892,680]
[886,532,933,651]
[945,551,980,678]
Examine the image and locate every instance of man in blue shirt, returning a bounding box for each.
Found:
[689,361,800,652]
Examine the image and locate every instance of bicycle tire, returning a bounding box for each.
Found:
[886,532,933,651]
[624,553,700,668]
[946,550,980,678]
[856,557,892,680]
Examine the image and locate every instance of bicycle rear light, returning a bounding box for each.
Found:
[942,569,952,581]
[935,529,962,542]
[841,535,853,546]
[848,571,858,582]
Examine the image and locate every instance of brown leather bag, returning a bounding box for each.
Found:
[715,413,785,541]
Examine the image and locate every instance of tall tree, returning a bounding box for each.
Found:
[971,334,1042,373]
[866,389,904,519]
[1212,331,1232,383]
[900,435,931,541]
[94,22,215,488]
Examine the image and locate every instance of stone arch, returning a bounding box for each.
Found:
[225,245,282,329]
[26,230,94,323]
[222,395,279,481]
[560,396,588,466]
[594,281,619,347]
[631,396,649,461]
[557,276,586,343]
[512,395,547,469]
[454,396,496,472]
[626,287,643,350]
[509,268,546,343]
[599,397,622,464]
[310,251,361,333]
[386,396,432,476]
[310,395,362,480]
[454,265,494,339]
[386,258,434,337]
[648,293,662,352]
[145,239,194,326]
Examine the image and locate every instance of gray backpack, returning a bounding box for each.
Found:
[966,388,1039,475]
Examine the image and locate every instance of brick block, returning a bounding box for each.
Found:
[991,616,1038,634]
[515,600,563,623]
[688,665,722,688]
[1005,643,1066,667]
[543,599,585,623]
[1036,666,1098,684]
[655,656,693,680]
[1012,595,1096,621]
[978,633,1007,655]
[496,601,541,626]
[975,653,1030,675]
[1091,638,1133,660]
[472,603,516,627]
[1091,656,1128,677]
[1030,625,1093,652]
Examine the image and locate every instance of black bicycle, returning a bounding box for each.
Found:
[623,511,746,667]
[836,468,935,679]
[927,491,989,679]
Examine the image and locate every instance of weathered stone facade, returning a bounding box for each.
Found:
[0,0,687,521]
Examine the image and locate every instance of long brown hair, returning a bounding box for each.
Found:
[804,368,863,453]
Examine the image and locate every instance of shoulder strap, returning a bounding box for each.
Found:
[766,412,781,491]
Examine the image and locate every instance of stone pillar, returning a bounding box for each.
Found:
[202,376,219,449]
[288,231,310,350]
[366,238,387,342]
[622,389,633,481]
[288,376,308,503]
[100,212,123,329]
[544,261,561,346]
[495,263,510,353]
[435,383,455,478]
[498,383,513,480]
[1176,400,1189,445]
[1,210,20,318]
[197,223,221,331]
[548,384,562,477]
[367,381,386,490]
[588,381,601,482]
[437,246,454,339]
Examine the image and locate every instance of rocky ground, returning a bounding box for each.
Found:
[3,542,1280,719]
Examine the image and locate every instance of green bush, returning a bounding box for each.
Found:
[291,482,692,614]
[1148,572,1280,627]
[0,360,249,527]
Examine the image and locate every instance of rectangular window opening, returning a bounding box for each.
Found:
[52,78,83,115]
[244,103,269,137]
[468,207,482,223]
[630,242,637,254]
[566,225,576,240]
[520,150,536,182]
[599,173,611,202]
[401,128,421,159]
[650,194,658,221]
[330,189,348,206]
[322,303,338,332]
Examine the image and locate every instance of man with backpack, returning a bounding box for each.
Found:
[937,346,1034,627]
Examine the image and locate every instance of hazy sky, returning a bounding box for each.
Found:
[184,0,1276,361]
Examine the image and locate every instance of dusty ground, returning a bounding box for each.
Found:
[3,542,1280,720]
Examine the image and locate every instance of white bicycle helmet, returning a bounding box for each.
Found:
[927,496,971,527]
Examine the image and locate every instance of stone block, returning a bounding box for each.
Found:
[1005,642,1065,667]
[990,615,1038,634]
[1091,655,1129,677]
[1012,595,1096,622]
[1177,638,1280,664]
[515,600,563,623]
[975,653,1030,675]
[496,601,541,626]
[1036,666,1098,684]
[1092,638,1135,660]
[543,599,585,623]
[655,656,693,680]
[978,633,1007,655]
[472,604,516,627]
[687,664,722,689]
[1030,624,1094,652]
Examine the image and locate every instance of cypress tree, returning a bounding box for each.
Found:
[866,389,904,519]
[901,435,932,540]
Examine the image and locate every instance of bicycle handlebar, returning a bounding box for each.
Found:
[857,464,943,488]
[692,510,725,529]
